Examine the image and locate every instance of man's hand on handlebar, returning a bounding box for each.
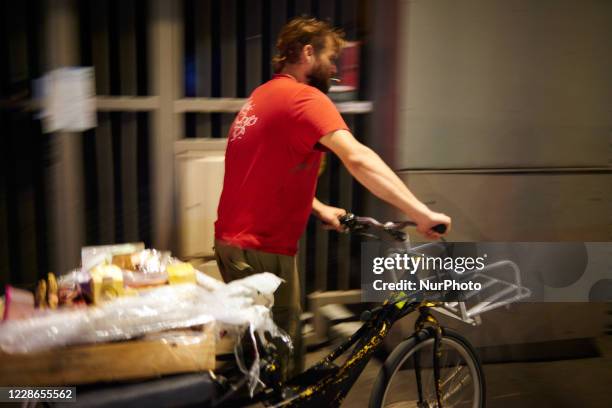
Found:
[312,200,347,232]
[413,211,451,240]
[338,212,451,240]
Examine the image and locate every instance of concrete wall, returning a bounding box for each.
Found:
[375,0,612,355]
[396,0,612,169]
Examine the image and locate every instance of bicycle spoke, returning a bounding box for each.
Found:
[380,336,480,408]
[440,365,463,388]
[442,369,471,404]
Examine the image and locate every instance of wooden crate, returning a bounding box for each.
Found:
[0,324,215,386]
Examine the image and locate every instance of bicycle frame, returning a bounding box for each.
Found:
[242,295,444,407]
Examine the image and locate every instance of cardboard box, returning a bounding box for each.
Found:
[0,324,215,386]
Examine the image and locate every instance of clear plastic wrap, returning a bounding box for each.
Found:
[0,284,214,353]
[0,271,290,395]
[81,243,145,273]
[131,249,172,274]
[121,251,171,287]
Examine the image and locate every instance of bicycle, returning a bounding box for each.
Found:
[211,214,485,408]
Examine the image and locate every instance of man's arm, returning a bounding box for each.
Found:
[318,129,451,238]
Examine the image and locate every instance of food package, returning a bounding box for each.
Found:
[0,271,289,395]
[3,286,36,321]
[111,253,136,270]
[89,264,125,303]
[81,243,145,274]
[57,269,88,307]
[167,262,196,285]
[47,273,59,309]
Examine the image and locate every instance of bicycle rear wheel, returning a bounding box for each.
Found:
[369,328,485,408]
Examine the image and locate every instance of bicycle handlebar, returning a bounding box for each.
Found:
[339,213,447,236]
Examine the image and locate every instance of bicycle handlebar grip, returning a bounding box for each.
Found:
[432,224,447,234]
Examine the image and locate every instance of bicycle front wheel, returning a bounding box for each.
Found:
[369,328,485,408]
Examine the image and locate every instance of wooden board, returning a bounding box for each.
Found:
[0,325,215,386]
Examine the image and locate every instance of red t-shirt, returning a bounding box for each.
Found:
[215,74,349,256]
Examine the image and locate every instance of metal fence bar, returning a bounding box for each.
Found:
[118,0,140,242]
[245,0,263,96]
[317,0,335,21]
[149,0,183,251]
[0,114,10,285]
[220,0,237,138]
[194,0,212,137]
[294,0,313,16]
[45,0,85,274]
[267,0,287,80]
[91,0,110,95]
[89,0,115,244]
[314,157,331,291]
[94,113,116,244]
[336,156,353,290]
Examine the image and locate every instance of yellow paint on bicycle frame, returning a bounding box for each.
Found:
[394,291,409,309]
[395,300,407,309]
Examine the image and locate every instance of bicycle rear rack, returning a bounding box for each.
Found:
[421,259,532,326]
[397,242,532,326]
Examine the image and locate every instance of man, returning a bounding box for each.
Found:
[214,17,451,379]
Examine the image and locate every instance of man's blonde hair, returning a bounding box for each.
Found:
[272,17,345,73]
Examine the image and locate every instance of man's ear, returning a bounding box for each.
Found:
[301,44,315,63]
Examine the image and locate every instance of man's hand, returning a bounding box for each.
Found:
[413,210,452,240]
[312,198,346,232]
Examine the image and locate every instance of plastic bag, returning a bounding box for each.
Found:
[0,271,290,395]
[122,250,172,287]
[0,284,214,353]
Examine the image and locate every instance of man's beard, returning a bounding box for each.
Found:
[307,64,331,94]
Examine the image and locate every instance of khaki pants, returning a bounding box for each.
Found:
[214,240,304,380]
